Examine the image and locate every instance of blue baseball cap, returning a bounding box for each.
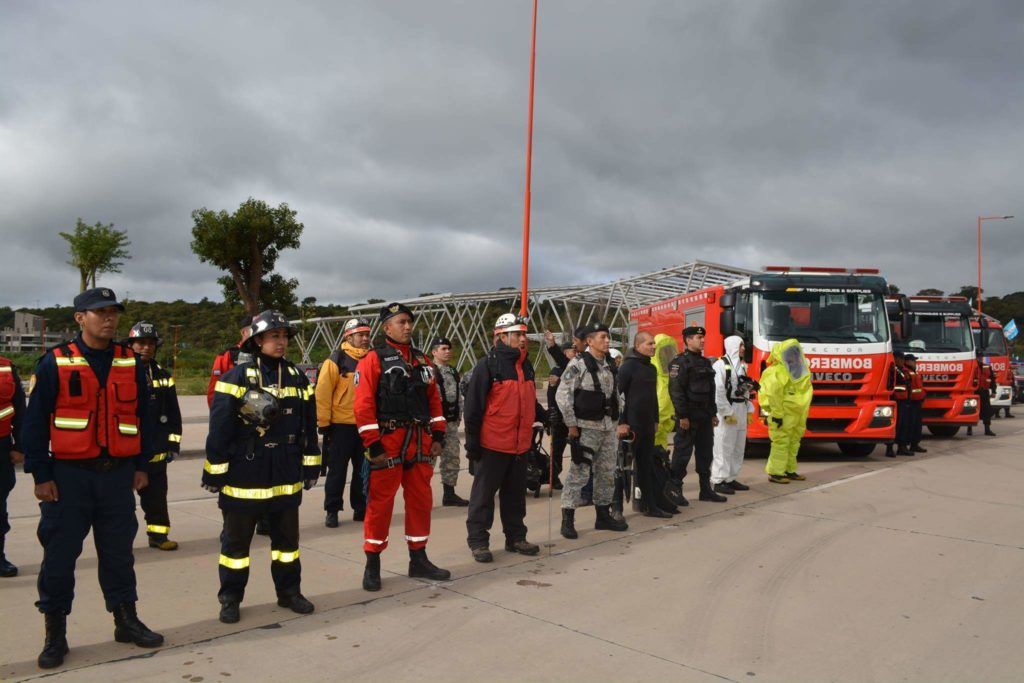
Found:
[74,287,125,313]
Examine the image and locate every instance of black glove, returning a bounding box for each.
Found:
[465,448,482,463]
[318,426,328,436]
[304,478,318,491]
[771,417,783,427]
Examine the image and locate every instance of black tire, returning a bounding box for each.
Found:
[927,425,960,438]
[837,442,876,457]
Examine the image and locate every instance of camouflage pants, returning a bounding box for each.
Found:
[561,427,617,509]
[436,423,461,487]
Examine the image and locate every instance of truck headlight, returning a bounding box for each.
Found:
[873,406,894,418]
[964,398,979,408]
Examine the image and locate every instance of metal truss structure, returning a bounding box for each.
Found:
[291,260,757,370]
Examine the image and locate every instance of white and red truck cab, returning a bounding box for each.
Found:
[631,267,904,456]
[887,296,979,437]
[971,314,1013,410]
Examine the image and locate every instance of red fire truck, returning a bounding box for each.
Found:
[630,267,905,456]
[971,314,1013,411]
[886,296,979,437]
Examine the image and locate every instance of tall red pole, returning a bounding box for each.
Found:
[519,0,538,318]
[977,215,982,314]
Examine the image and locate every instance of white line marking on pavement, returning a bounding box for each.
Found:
[801,467,891,493]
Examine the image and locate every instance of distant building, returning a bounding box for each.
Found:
[0,312,68,353]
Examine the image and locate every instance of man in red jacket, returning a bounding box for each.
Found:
[463,314,546,563]
[353,302,451,591]
[206,316,253,408]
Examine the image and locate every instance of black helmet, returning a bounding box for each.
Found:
[244,310,296,351]
[127,321,161,346]
[239,387,279,433]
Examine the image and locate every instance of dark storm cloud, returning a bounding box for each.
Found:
[1,0,1022,310]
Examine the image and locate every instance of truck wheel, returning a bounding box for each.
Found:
[837,442,876,457]
[927,425,960,438]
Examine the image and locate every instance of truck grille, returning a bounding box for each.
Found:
[810,395,858,407]
[806,418,854,433]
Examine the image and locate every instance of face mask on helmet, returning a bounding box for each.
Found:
[782,345,807,380]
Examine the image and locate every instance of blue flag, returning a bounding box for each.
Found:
[1005,319,1018,341]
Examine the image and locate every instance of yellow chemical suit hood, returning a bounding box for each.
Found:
[654,333,679,447]
[759,338,813,420]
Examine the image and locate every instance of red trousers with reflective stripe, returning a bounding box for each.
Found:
[363,461,433,553]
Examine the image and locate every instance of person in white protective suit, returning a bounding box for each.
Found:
[710,336,755,495]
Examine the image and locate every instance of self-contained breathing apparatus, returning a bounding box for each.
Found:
[371,345,436,470]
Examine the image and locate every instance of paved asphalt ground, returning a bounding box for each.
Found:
[2,397,1023,682]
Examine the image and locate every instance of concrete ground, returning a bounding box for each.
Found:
[2,409,1023,682]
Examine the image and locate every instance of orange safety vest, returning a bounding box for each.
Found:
[50,342,141,459]
[0,357,14,438]
[892,366,910,401]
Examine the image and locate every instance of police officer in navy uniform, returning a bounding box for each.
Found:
[21,288,163,669]
[202,310,321,624]
[668,326,726,504]
[0,352,27,577]
[126,321,183,550]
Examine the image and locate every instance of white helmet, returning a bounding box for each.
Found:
[609,348,623,360]
[342,317,371,338]
[494,313,529,333]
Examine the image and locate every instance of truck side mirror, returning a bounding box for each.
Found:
[720,291,736,308]
[720,309,736,336]
[898,294,913,339]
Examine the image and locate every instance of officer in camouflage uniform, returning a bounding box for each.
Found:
[430,337,468,506]
[555,322,627,538]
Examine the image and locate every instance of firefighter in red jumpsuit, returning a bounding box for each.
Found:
[354,302,451,591]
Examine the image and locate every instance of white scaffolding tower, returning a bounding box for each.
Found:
[291,260,757,369]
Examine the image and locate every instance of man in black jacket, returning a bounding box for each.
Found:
[545,342,575,490]
[617,332,672,518]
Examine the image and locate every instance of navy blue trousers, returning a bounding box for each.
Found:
[36,461,138,614]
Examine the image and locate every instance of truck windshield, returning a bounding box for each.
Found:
[894,313,974,353]
[756,290,889,343]
[973,328,1008,356]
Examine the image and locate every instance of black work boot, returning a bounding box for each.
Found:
[595,505,629,531]
[644,504,672,519]
[442,484,469,507]
[967,426,974,436]
[727,480,749,491]
[324,511,339,528]
[37,612,69,669]
[363,551,382,592]
[219,599,240,624]
[713,482,735,495]
[408,548,452,581]
[505,539,540,555]
[112,602,164,648]
[0,538,17,576]
[985,426,996,436]
[911,443,928,453]
[560,508,578,539]
[277,593,315,614]
[471,546,493,563]
[699,478,727,503]
[667,480,689,507]
[885,443,896,457]
[896,444,913,456]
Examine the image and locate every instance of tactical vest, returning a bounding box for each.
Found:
[374,344,432,425]
[434,364,461,422]
[49,342,140,459]
[678,352,716,406]
[0,357,15,438]
[329,348,360,376]
[573,352,619,421]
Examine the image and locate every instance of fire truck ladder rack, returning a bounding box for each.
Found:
[290,260,757,370]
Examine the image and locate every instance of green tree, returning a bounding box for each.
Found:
[886,284,901,296]
[59,219,131,292]
[915,288,944,296]
[190,198,304,315]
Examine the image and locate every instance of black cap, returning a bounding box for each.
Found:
[682,326,706,338]
[573,325,589,340]
[903,353,917,362]
[379,302,415,324]
[238,315,253,329]
[74,287,125,313]
[893,350,905,359]
[430,336,453,350]
[580,321,610,339]
[559,341,574,351]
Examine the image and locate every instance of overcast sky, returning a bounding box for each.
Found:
[2,1,1022,309]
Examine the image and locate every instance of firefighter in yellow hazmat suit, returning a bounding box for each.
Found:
[653,334,678,450]
[759,338,813,483]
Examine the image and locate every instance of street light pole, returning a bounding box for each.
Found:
[977,214,1014,314]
